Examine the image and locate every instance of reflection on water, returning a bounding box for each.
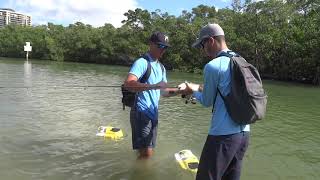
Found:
[24,61,32,77]
[24,61,32,90]
[0,59,319,180]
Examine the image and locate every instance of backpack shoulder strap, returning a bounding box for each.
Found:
[159,63,164,74]
[215,51,235,98]
[139,54,152,83]
[216,51,239,58]
[212,51,236,112]
[159,62,165,80]
[212,58,222,113]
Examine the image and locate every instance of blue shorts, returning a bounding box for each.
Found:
[130,107,158,150]
[196,132,250,180]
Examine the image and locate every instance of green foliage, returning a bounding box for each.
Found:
[0,0,319,85]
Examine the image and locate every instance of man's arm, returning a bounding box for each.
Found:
[193,64,218,107]
[161,87,183,97]
[124,73,167,92]
[179,64,218,107]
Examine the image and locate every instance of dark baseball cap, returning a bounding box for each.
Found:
[192,23,225,48]
[150,31,171,47]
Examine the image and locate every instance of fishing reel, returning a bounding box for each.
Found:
[181,94,197,104]
[178,81,197,104]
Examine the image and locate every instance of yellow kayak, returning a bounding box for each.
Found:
[175,149,199,173]
[96,126,124,140]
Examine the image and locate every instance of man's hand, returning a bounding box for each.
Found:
[177,82,187,90]
[186,82,200,92]
[177,82,192,95]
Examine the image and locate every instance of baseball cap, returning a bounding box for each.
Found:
[150,31,171,47]
[192,23,225,48]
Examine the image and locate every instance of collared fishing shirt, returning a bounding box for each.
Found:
[129,53,167,122]
[193,49,250,135]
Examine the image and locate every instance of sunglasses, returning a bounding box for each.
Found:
[157,44,168,49]
[200,38,208,49]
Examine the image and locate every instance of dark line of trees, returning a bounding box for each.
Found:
[0,0,319,85]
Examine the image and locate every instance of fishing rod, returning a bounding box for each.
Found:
[0,85,197,103]
[0,85,121,88]
[0,85,185,94]
[0,85,179,89]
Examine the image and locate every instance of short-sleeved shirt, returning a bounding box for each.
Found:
[193,49,250,135]
[129,53,167,122]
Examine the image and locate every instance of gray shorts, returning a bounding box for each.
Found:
[130,108,158,149]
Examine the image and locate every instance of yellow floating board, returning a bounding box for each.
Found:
[174,149,199,173]
[96,126,124,140]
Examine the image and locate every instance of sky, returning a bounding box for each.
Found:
[0,0,232,28]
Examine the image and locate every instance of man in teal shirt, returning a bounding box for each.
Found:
[181,24,250,180]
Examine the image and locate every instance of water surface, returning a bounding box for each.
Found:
[0,58,319,180]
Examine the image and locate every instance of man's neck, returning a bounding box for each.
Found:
[214,44,229,57]
[218,43,228,52]
[148,51,159,62]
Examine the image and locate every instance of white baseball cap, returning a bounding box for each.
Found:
[192,23,225,48]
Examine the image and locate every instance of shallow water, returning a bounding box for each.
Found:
[0,59,319,180]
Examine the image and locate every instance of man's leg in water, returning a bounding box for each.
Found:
[130,108,157,159]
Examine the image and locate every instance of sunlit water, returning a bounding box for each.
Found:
[0,58,319,180]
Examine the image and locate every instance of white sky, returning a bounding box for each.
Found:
[2,0,252,27]
[5,0,140,27]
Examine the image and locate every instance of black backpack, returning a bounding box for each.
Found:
[121,54,164,110]
[121,54,151,110]
[216,51,267,125]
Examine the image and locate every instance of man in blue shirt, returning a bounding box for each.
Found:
[124,32,182,159]
[180,24,250,180]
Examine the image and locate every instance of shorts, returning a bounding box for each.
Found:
[130,107,158,150]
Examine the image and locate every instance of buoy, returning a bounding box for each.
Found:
[174,149,199,173]
[96,126,124,140]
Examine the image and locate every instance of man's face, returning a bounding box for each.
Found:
[200,37,216,59]
[150,42,168,59]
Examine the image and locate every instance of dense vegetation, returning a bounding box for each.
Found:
[0,0,319,85]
